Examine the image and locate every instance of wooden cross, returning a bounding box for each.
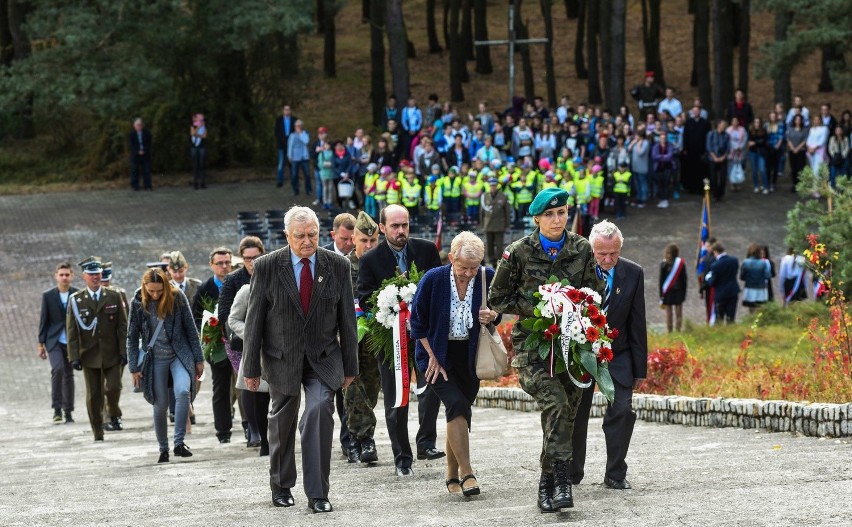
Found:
[474,2,548,105]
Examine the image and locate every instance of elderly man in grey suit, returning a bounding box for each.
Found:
[243,206,358,514]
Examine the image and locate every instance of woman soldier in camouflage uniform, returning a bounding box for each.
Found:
[488,187,604,513]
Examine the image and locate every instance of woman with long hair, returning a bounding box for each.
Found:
[127,269,204,463]
[786,114,808,192]
[659,243,687,333]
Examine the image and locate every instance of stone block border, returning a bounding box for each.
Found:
[474,387,852,438]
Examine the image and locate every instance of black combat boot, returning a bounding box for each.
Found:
[347,441,362,463]
[360,438,378,463]
[553,461,575,509]
[538,471,556,513]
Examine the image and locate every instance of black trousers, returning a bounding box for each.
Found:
[210,358,234,440]
[377,356,440,469]
[335,388,350,449]
[242,389,271,447]
[709,161,727,200]
[570,378,636,482]
[48,343,75,411]
[130,155,152,190]
[715,296,738,324]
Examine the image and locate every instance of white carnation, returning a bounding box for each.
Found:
[540,303,554,318]
[575,333,587,344]
[581,317,592,329]
[569,321,583,336]
[400,284,417,302]
[592,340,602,354]
[580,287,602,305]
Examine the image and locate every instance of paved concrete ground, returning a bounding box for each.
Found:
[2,179,849,526]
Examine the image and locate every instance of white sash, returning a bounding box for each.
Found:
[661,257,685,296]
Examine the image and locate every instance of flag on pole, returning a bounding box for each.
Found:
[570,210,582,236]
[695,194,711,277]
[435,213,443,251]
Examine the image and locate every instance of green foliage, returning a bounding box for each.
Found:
[0,0,315,176]
[785,167,851,297]
[755,0,852,89]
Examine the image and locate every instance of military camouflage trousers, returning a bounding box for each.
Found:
[344,344,381,442]
[516,352,583,472]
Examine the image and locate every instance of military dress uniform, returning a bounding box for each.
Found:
[488,188,604,512]
[66,258,128,440]
[343,212,382,463]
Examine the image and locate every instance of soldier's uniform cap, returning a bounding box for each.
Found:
[355,211,378,236]
[146,262,169,272]
[79,256,103,274]
[169,250,188,270]
[529,188,570,216]
[101,262,114,280]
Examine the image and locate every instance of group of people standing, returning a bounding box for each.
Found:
[127,113,207,191]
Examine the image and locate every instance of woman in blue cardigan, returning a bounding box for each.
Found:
[410,232,500,498]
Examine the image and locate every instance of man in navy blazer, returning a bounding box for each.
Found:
[571,220,647,490]
[128,118,153,190]
[357,204,445,476]
[38,262,79,423]
[704,241,740,324]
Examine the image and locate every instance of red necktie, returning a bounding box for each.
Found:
[300,257,313,316]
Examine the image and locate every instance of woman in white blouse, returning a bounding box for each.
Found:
[806,119,829,189]
[410,232,500,498]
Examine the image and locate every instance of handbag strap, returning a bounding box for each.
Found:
[480,266,487,310]
[148,318,165,349]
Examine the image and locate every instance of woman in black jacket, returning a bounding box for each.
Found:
[659,243,687,333]
[127,269,204,463]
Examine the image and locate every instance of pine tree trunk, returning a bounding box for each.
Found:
[473,0,492,74]
[564,0,579,19]
[370,0,387,126]
[276,32,301,79]
[443,0,450,50]
[773,9,793,108]
[819,44,844,93]
[737,0,750,96]
[386,0,410,99]
[643,0,665,87]
[461,0,475,61]
[448,0,464,101]
[363,0,371,22]
[540,0,557,108]
[0,0,13,67]
[712,0,734,119]
[599,0,612,109]
[322,0,337,78]
[514,0,535,102]
[694,0,713,117]
[586,0,602,104]
[609,0,626,111]
[427,0,443,53]
[316,0,325,34]
[574,0,588,79]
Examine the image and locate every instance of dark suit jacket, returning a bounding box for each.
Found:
[128,129,152,159]
[39,286,79,350]
[243,247,358,396]
[218,267,252,342]
[192,276,221,330]
[357,237,442,312]
[445,147,471,169]
[705,254,741,301]
[275,115,297,151]
[605,258,648,388]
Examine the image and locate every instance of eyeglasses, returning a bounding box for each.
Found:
[212,261,230,267]
[242,256,257,262]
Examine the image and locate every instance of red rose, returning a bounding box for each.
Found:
[548,324,559,334]
[599,347,613,362]
[607,328,620,340]
[591,314,607,327]
[585,326,600,341]
[586,305,599,317]
[543,329,554,340]
[209,317,219,327]
[580,373,591,383]
[566,289,582,303]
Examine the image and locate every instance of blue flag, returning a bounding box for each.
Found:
[696,196,710,276]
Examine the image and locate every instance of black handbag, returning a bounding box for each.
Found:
[138,318,164,405]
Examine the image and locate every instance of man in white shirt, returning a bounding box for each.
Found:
[38,262,79,424]
[785,96,810,126]
[323,213,356,256]
[657,88,683,120]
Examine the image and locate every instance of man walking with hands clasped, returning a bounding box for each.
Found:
[39,262,78,424]
[570,221,647,490]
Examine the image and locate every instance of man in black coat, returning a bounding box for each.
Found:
[571,221,647,490]
[128,118,153,191]
[192,246,237,443]
[357,204,444,476]
[38,262,79,423]
[681,106,712,193]
[704,241,740,324]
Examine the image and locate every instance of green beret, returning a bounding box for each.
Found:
[355,211,378,236]
[169,250,188,270]
[529,188,570,216]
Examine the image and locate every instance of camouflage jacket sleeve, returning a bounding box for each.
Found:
[488,241,536,318]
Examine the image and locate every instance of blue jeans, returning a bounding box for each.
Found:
[655,169,672,200]
[749,151,768,189]
[314,167,323,200]
[634,171,649,203]
[153,356,191,452]
[829,162,847,188]
[290,159,312,195]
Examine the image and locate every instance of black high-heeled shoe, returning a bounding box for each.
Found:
[460,474,480,497]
